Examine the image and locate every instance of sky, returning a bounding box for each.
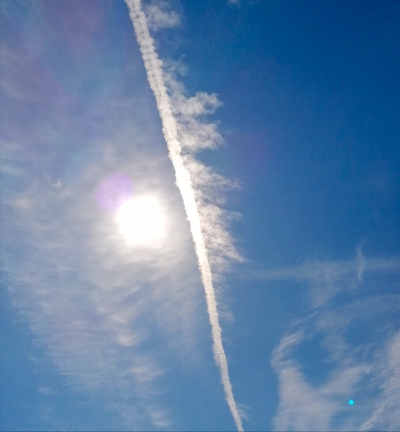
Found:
[0,0,399,431]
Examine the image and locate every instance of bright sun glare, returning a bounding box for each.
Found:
[115,196,166,247]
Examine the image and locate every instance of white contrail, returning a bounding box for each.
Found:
[124,1,243,430]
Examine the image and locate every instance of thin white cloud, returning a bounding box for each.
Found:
[39,386,60,396]
[360,331,400,431]
[272,331,365,431]
[43,172,62,189]
[265,252,400,431]
[253,254,400,308]
[144,0,180,31]
[254,254,400,283]
[124,1,244,430]
[356,246,366,283]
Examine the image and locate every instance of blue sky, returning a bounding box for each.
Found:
[1,1,399,431]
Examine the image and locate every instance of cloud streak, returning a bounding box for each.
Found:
[253,253,400,308]
[124,1,243,430]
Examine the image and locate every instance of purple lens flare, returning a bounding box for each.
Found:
[95,174,134,212]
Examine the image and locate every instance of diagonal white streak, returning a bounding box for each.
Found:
[124,1,243,430]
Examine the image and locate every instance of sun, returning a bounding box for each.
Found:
[115,196,166,247]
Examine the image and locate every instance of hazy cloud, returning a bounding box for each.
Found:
[0,3,208,428]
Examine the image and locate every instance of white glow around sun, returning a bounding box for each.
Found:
[115,196,166,247]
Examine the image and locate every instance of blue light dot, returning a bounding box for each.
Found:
[348,399,354,405]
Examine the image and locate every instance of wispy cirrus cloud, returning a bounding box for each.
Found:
[258,250,400,431]
[360,331,400,431]
[144,0,180,32]
[163,62,243,278]
[1,113,203,429]
[254,252,400,307]
[0,1,215,429]
[272,331,365,431]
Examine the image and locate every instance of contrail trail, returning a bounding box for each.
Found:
[124,1,243,430]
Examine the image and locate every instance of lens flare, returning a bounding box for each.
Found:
[348,399,354,405]
[115,196,166,247]
[96,174,134,212]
